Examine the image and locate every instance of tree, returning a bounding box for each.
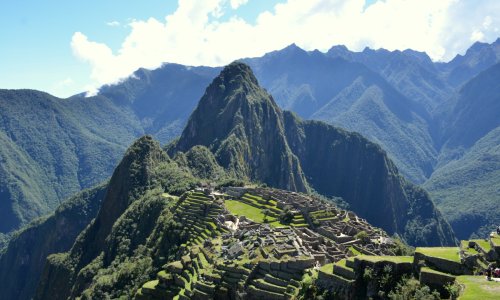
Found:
[279,205,294,225]
[262,209,270,223]
[355,230,370,244]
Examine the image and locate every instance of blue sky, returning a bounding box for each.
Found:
[0,1,170,94]
[0,0,498,97]
[0,0,283,96]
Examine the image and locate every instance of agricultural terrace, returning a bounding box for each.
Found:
[415,247,461,263]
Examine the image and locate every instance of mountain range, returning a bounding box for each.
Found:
[2,63,454,299]
[0,39,499,250]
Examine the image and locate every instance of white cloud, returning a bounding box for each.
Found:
[106,21,121,27]
[230,0,248,10]
[71,0,500,94]
[56,77,74,87]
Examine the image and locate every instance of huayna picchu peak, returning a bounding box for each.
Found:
[173,62,309,193]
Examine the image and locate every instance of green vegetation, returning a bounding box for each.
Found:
[461,240,479,255]
[0,90,139,240]
[456,276,500,300]
[420,267,452,276]
[10,58,500,300]
[355,230,370,244]
[425,64,500,240]
[491,235,500,247]
[392,237,416,256]
[319,263,334,274]
[33,137,198,300]
[225,199,280,226]
[349,246,361,256]
[415,247,461,263]
[0,184,107,300]
[388,275,440,300]
[357,255,414,264]
[471,239,492,252]
[279,205,295,224]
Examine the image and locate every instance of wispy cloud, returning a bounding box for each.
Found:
[106,20,121,27]
[71,0,500,94]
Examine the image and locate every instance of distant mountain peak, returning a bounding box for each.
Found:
[272,43,307,57]
[329,44,349,51]
[326,44,351,56]
[283,42,300,50]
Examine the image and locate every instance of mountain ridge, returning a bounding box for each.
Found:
[1,38,498,248]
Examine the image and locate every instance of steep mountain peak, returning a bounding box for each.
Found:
[361,46,389,54]
[174,62,308,192]
[76,135,167,264]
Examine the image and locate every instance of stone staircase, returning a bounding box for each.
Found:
[245,261,303,300]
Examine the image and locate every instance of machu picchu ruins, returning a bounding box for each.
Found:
[135,185,500,300]
[135,186,398,299]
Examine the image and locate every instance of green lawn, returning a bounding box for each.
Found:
[319,263,334,274]
[456,276,500,300]
[349,246,361,256]
[472,239,492,252]
[335,259,348,268]
[162,193,179,200]
[142,279,159,290]
[356,255,413,264]
[225,199,281,227]
[491,236,500,247]
[198,252,209,268]
[461,240,479,255]
[415,247,461,263]
[420,267,455,277]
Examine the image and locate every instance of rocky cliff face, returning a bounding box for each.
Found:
[172,62,456,247]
